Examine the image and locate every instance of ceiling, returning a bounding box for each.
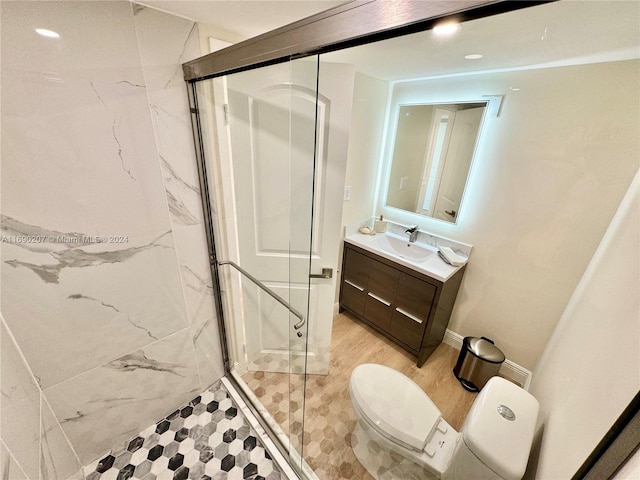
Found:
[140,0,640,81]
[321,1,640,81]
[137,0,344,40]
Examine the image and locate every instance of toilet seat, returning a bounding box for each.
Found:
[349,363,442,451]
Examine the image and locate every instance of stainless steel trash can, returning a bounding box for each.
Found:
[453,336,505,392]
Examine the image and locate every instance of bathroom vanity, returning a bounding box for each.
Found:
[339,232,466,367]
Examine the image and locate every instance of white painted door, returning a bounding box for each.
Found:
[416,108,454,215]
[223,58,354,375]
[433,107,484,222]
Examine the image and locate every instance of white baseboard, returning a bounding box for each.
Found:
[443,329,532,390]
[333,302,340,317]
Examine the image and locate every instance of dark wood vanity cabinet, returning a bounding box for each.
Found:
[339,242,465,367]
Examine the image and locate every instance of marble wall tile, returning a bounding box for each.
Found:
[44,328,203,465]
[1,1,173,238]
[41,398,84,480]
[191,318,225,389]
[1,0,193,389]
[0,320,41,480]
[1,1,226,469]
[0,321,82,480]
[172,226,216,325]
[132,4,201,91]
[1,318,84,480]
[1,228,189,388]
[133,5,205,230]
[1,440,29,480]
[134,5,225,388]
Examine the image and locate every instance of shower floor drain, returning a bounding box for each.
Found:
[83,381,282,480]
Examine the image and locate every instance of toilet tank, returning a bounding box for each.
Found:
[446,377,539,480]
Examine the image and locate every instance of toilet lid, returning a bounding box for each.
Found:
[350,363,442,451]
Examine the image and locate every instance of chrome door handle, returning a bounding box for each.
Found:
[310,268,333,279]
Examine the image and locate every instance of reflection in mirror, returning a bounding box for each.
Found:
[386,102,486,222]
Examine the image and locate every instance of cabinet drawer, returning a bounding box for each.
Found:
[364,291,393,331]
[389,273,436,351]
[394,273,436,320]
[364,261,398,332]
[341,280,366,315]
[367,260,399,300]
[390,308,426,351]
[343,248,370,288]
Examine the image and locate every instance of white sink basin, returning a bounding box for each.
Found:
[344,231,465,282]
[370,234,434,262]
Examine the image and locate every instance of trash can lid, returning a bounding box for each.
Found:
[468,337,505,363]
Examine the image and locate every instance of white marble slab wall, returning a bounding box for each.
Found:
[0,0,224,468]
[1,317,84,480]
[132,4,224,390]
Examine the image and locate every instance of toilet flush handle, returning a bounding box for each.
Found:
[497,404,516,421]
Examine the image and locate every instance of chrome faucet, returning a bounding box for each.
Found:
[405,225,419,243]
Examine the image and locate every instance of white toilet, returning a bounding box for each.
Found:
[349,363,539,480]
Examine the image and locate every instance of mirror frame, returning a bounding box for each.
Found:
[380,99,491,225]
[182,0,637,477]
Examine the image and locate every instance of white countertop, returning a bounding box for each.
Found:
[344,231,465,283]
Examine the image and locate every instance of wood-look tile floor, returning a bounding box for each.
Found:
[242,312,477,480]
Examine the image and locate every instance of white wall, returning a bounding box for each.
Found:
[336,72,389,302]
[197,21,243,53]
[377,60,640,370]
[527,171,639,479]
[341,72,389,227]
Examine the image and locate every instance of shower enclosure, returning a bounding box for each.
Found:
[183,1,520,477]
[188,57,321,473]
[180,1,635,478]
[188,52,359,471]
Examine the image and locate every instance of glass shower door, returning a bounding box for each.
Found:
[190,56,321,474]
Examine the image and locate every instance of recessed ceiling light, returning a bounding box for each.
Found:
[433,22,461,37]
[36,28,60,39]
[465,54,483,60]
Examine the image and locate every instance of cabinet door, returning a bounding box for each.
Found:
[364,260,399,331]
[389,273,436,351]
[341,247,370,315]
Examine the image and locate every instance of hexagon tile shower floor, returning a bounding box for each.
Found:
[83,381,283,480]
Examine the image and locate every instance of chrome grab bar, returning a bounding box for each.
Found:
[218,260,306,332]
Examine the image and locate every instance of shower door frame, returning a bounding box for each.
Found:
[183,1,640,478]
[187,61,324,478]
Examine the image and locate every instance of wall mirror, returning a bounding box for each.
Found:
[385,101,487,223]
